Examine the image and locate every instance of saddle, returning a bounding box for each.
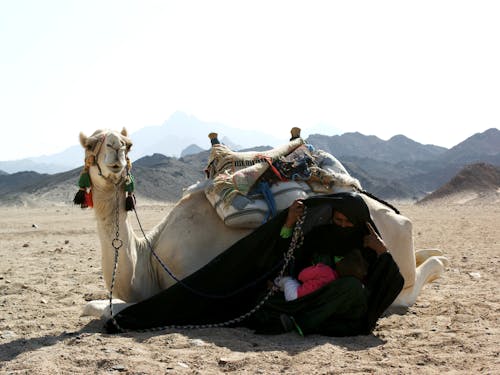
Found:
[202,135,361,229]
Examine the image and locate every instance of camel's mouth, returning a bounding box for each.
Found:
[108,164,123,173]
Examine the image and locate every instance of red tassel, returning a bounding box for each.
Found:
[84,190,93,208]
[260,155,286,181]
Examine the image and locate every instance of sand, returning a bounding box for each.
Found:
[0,201,499,374]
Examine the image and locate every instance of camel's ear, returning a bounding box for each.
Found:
[125,138,132,153]
[79,132,88,148]
[120,128,132,152]
[80,132,100,152]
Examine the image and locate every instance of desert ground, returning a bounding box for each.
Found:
[0,199,499,374]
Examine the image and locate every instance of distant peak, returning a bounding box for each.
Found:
[388,134,416,144]
[389,134,411,141]
[481,127,499,135]
[168,111,192,121]
[144,153,169,160]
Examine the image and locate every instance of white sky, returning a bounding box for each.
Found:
[1,0,499,161]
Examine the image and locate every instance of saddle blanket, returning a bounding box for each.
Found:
[202,139,361,228]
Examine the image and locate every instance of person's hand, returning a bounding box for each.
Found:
[284,199,305,228]
[363,222,388,256]
[274,276,292,290]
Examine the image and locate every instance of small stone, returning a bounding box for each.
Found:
[22,243,29,248]
[41,299,48,304]
[1,331,16,339]
[65,240,70,244]
[188,339,206,347]
[112,364,127,372]
[32,224,38,228]
[218,353,246,366]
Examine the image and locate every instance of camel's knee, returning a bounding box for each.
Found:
[417,255,448,288]
[415,249,444,266]
[417,255,448,284]
[82,300,110,317]
[392,255,448,307]
[82,299,131,319]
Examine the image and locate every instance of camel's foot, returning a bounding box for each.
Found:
[415,249,444,267]
[82,299,133,319]
[392,255,448,307]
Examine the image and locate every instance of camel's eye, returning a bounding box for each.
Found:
[106,143,126,151]
[85,140,98,151]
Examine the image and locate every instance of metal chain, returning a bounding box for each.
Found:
[109,206,308,333]
[108,187,123,325]
[276,208,306,281]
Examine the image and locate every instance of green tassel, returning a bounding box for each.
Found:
[78,172,91,188]
[125,173,135,193]
[125,173,136,211]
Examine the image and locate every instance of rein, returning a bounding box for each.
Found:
[107,192,307,333]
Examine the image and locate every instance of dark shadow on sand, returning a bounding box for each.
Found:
[0,319,103,363]
[1,310,398,363]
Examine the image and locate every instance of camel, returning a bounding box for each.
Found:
[79,128,448,320]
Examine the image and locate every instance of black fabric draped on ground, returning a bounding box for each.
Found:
[105,192,404,335]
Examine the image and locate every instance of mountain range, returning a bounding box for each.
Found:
[0,112,285,174]
[307,128,500,199]
[0,125,498,205]
[418,163,500,204]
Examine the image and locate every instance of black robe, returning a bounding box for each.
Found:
[105,192,404,336]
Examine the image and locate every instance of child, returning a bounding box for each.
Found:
[275,262,338,301]
[275,249,368,301]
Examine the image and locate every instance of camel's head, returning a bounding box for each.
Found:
[79,128,132,183]
[75,128,135,209]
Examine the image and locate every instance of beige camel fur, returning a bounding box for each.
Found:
[80,128,447,318]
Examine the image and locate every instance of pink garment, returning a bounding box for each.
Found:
[297,263,338,298]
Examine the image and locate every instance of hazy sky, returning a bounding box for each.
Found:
[1,1,499,160]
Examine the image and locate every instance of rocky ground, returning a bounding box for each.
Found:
[0,199,499,374]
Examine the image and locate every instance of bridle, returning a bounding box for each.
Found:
[89,134,129,186]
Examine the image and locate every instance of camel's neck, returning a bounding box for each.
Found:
[92,185,156,302]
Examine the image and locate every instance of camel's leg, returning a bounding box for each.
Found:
[361,194,423,291]
[392,255,448,307]
[82,299,134,318]
[415,249,444,267]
